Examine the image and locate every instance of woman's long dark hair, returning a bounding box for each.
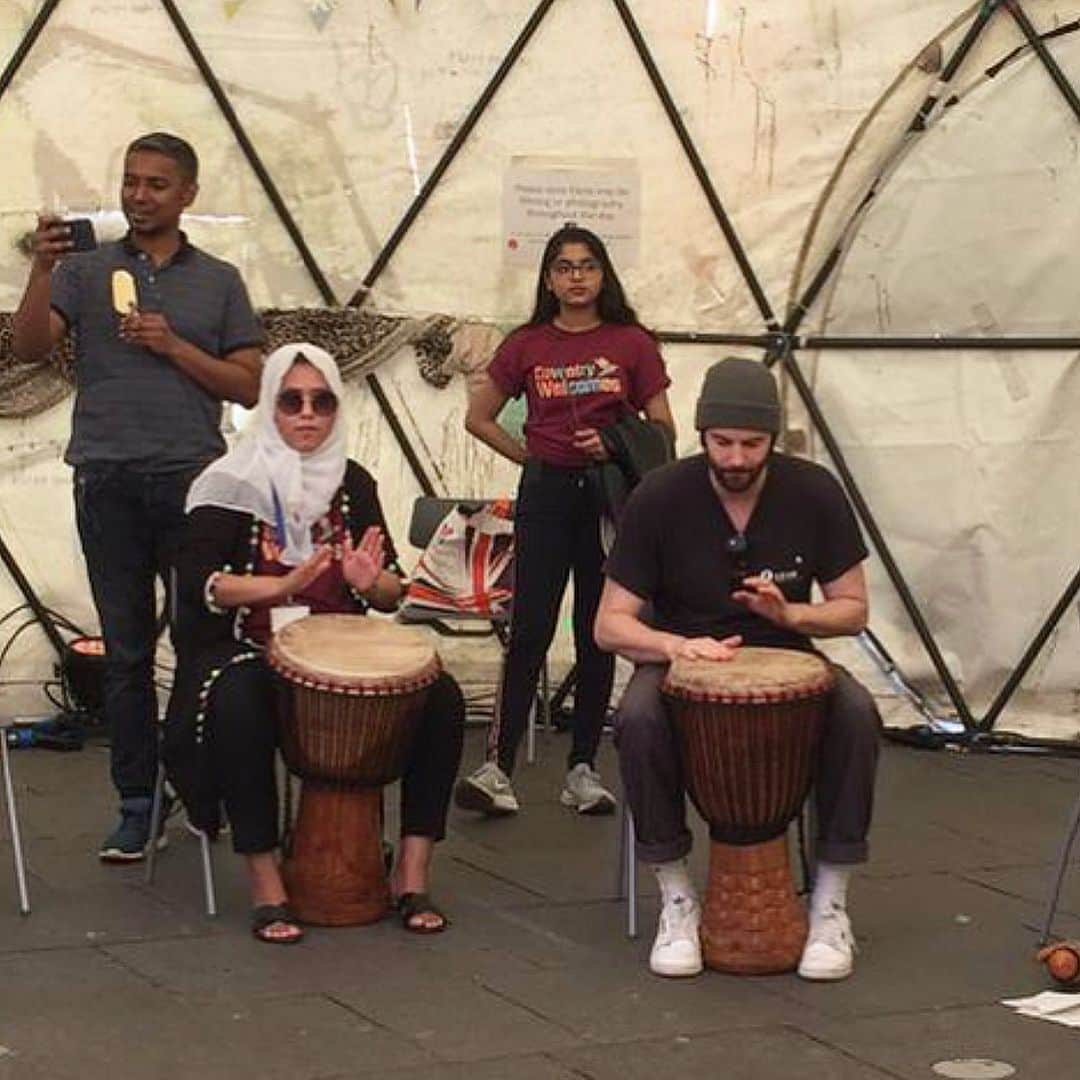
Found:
[522,224,644,329]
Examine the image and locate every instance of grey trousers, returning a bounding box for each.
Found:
[614,662,881,866]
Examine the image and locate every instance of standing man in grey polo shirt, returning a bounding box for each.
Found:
[12,132,263,860]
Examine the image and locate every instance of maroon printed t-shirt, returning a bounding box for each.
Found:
[487,322,670,467]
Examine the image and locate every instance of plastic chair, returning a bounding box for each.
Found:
[0,723,30,915]
[400,497,549,764]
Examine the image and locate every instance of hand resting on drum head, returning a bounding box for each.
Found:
[666,634,742,663]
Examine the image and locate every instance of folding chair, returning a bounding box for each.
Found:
[0,722,30,915]
[614,799,637,938]
[143,566,217,915]
[613,792,814,944]
[145,761,218,916]
[399,496,550,764]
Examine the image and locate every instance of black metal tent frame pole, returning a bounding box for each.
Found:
[1,0,437,495]
[752,0,1080,736]
[609,0,780,332]
[346,0,560,308]
[771,341,976,728]
[1,1,1075,735]
[804,337,1080,350]
[348,0,781,334]
[0,0,74,659]
[154,0,437,496]
[1006,0,1080,122]
[0,0,63,101]
[910,0,1005,132]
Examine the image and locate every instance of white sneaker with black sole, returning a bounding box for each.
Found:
[797,904,856,981]
[453,762,520,816]
[650,895,703,977]
[559,764,616,815]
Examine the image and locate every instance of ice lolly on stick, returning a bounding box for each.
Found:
[111,269,138,314]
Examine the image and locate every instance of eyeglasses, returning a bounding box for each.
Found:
[275,388,339,417]
[550,258,602,278]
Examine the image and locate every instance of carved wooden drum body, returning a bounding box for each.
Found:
[269,614,439,926]
[662,647,832,974]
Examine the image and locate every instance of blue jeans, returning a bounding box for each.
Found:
[74,465,202,799]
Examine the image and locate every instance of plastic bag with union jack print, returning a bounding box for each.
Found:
[402,499,514,618]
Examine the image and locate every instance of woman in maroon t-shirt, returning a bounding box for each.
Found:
[456,224,674,817]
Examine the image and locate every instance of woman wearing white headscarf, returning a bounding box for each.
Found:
[165,343,464,943]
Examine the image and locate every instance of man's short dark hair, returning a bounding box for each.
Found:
[125,132,199,182]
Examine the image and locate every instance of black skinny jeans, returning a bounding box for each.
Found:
[488,460,615,776]
[207,663,465,855]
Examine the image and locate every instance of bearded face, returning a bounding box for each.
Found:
[702,429,774,494]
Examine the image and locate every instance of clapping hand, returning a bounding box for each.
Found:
[281,545,334,599]
[342,526,386,595]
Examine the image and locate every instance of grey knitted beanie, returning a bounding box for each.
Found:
[694,357,781,434]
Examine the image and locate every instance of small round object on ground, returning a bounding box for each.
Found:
[931,1060,1016,1080]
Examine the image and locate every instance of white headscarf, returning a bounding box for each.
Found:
[186,342,348,566]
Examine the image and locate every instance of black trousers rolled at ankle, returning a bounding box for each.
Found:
[206,661,465,854]
[487,459,615,776]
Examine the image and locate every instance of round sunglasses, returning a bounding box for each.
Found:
[275,388,339,417]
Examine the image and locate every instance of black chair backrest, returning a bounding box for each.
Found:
[407,497,514,550]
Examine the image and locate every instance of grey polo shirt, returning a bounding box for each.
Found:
[51,235,263,472]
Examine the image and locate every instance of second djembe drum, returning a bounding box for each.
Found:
[269,614,440,926]
[662,646,833,974]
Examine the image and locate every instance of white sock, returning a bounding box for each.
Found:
[810,862,851,918]
[652,859,696,907]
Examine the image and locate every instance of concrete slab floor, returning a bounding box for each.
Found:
[1,727,1080,1078]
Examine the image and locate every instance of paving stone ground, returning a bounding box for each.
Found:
[2,718,1080,1079]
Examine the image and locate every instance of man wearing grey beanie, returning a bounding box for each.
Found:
[596,357,880,982]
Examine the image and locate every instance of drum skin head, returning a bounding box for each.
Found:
[664,646,833,703]
[269,614,440,692]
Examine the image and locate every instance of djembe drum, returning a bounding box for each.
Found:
[269,614,440,926]
[662,647,833,974]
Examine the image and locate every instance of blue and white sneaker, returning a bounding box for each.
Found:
[99,796,169,863]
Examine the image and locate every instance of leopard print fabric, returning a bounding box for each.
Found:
[0,307,473,419]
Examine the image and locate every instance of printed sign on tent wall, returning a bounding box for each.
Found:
[503,157,640,268]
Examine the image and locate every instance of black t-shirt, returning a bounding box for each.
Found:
[605,453,868,651]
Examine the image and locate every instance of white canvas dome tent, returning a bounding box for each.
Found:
[0,1,1076,749]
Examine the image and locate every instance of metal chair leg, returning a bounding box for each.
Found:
[615,797,627,898]
[1,732,30,915]
[144,762,166,885]
[525,658,550,766]
[199,830,218,917]
[615,800,638,939]
[526,700,536,766]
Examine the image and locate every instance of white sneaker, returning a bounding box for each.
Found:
[454,762,520,816]
[798,905,856,981]
[559,764,616,815]
[649,896,703,977]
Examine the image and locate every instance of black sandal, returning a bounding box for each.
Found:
[251,903,304,945]
[396,892,449,934]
